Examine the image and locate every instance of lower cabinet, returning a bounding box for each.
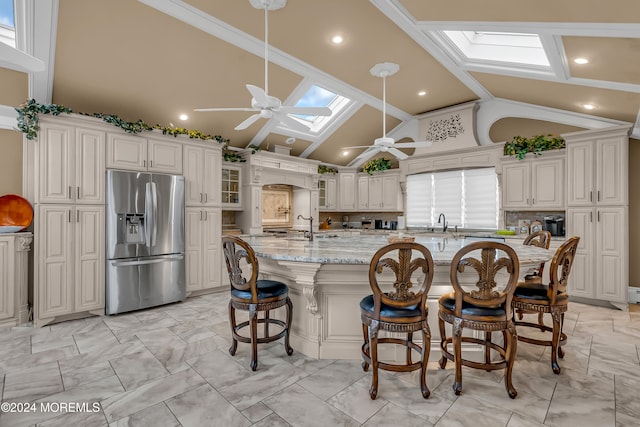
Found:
[567,206,628,307]
[35,205,105,326]
[185,207,222,293]
[0,233,32,328]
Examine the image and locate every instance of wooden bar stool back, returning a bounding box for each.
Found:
[516,230,552,322]
[438,241,520,398]
[360,241,434,400]
[512,236,580,374]
[222,236,293,371]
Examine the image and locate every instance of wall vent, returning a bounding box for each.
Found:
[628,287,640,304]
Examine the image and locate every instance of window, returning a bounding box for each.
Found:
[0,0,15,48]
[285,84,352,134]
[406,168,498,230]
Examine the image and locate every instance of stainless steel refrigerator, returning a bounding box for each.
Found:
[105,170,186,315]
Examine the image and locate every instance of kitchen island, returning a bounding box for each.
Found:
[239,234,553,360]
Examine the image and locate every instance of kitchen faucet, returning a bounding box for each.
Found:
[438,213,448,233]
[297,215,314,241]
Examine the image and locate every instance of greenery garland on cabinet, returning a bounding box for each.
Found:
[362,157,392,175]
[503,134,566,160]
[318,164,338,174]
[15,98,230,144]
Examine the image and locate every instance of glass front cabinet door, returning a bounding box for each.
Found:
[221,165,242,210]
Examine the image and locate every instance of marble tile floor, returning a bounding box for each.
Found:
[1,293,639,427]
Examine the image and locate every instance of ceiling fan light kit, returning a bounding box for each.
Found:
[343,62,433,162]
[195,0,330,132]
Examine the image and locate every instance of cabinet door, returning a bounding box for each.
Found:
[567,141,593,206]
[185,208,203,292]
[369,177,383,210]
[596,137,627,206]
[566,208,595,299]
[339,173,356,210]
[75,127,105,204]
[148,138,183,174]
[502,162,530,209]
[0,237,14,320]
[202,209,222,290]
[381,175,399,210]
[251,187,263,229]
[531,158,564,209]
[596,206,627,302]
[106,134,147,171]
[325,177,337,210]
[202,148,221,206]
[357,176,369,210]
[183,146,204,206]
[39,123,73,204]
[37,205,74,318]
[74,206,105,311]
[222,166,242,209]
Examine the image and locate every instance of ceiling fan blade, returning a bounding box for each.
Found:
[246,84,270,106]
[234,114,262,130]
[393,141,433,148]
[355,146,379,160]
[341,145,373,149]
[276,113,312,132]
[387,147,409,160]
[194,107,259,112]
[279,106,332,116]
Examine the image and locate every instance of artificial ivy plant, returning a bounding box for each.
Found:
[15,99,229,144]
[362,157,392,175]
[318,164,338,174]
[503,134,566,160]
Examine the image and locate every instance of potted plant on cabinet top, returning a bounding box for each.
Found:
[503,134,565,160]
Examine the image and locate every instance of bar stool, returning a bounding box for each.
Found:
[360,241,434,400]
[438,241,520,398]
[512,236,580,374]
[516,230,552,322]
[222,236,293,371]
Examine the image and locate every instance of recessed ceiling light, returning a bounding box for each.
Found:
[331,35,343,44]
[341,150,349,156]
[574,58,589,65]
[179,114,188,120]
[583,104,595,110]
[285,137,296,145]
[418,91,427,96]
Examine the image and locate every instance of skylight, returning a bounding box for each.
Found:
[443,31,550,68]
[291,84,351,133]
[0,0,15,48]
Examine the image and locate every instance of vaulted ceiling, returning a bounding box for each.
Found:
[3,0,640,166]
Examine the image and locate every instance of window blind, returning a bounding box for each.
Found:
[406,167,498,229]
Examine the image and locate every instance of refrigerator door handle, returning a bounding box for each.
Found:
[110,254,184,267]
[151,181,158,247]
[145,182,153,247]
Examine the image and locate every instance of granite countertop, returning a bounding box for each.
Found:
[241,234,552,266]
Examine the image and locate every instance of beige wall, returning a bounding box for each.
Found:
[629,138,640,286]
[0,129,23,196]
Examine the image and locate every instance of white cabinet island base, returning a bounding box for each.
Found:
[238,234,552,361]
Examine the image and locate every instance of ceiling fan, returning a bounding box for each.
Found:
[194,0,331,132]
[344,62,432,161]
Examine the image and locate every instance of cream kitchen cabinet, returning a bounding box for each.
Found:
[222,164,242,210]
[183,145,221,207]
[185,207,222,293]
[34,205,105,326]
[338,172,357,210]
[501,156,564,210]
[357,172,402,211]
[106,133,183,174]
[319,176,337,211]
[566,130,628,207]
[567,206,628,307]
[0,233,32,328]
[37,123,105,204]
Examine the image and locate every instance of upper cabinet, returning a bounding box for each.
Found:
[222,164,242,210]
[567,131,628,207]
[38,123,105,204]
[501,155,564,210]
[183,144,221,207]
[106,133,182,174]
[318,176,337,211]
[357,171,402,212]
[338,171,356,211]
